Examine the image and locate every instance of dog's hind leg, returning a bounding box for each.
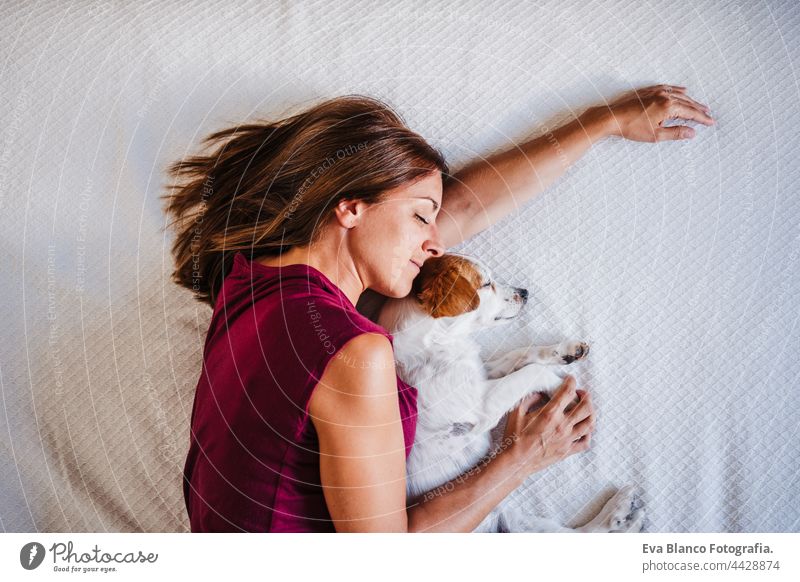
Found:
[485,341,590,379]
[574,485,647,533]
[498,509,578,532]
[498,485,646,533]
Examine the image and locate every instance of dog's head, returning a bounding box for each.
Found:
[411,253,528,327]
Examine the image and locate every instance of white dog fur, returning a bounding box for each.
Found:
[378,253,646,533]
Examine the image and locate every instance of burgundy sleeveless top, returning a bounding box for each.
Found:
[183,252,418,532]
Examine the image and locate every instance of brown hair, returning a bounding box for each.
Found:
[161,95,450,308]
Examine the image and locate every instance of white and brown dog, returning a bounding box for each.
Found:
[378,253,646,532]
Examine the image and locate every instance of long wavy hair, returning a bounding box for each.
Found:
[161,95,450,308]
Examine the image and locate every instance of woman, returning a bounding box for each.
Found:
[164,85,713,532]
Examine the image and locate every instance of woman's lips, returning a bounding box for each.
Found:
[409,260,421,272]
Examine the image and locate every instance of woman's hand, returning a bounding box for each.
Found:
[583,84,714,142]
[503,375,595,476]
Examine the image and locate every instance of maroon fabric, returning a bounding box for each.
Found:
[183,251,418,532]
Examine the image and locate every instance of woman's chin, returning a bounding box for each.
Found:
[374,280,414,299]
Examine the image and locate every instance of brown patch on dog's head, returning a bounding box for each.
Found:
[412,254,482,318]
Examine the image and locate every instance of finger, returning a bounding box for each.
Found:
[512,393,544,422]
[571,413,595,440]
[566,390,593,423]
[517,392,546,414]
[545,375,577,414]
[563,387,580,414]
[656,125,695,141]
[664,101,714,126]
[672,93,712,115]
[641,84,687,95]
[668,95,714,122]
[571,433,592,452]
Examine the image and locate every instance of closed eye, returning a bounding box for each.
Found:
[415,214,430,225]
[480,282,492,288]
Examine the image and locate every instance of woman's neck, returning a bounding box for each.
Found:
[255,244,364,306]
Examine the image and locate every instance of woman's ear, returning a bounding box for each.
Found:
[417,270,480,318]
[333,199,357,228]
[333,197,363,228]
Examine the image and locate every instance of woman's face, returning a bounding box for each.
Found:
[348,172,445,298]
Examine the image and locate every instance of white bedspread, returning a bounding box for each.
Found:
[1,0,798,532]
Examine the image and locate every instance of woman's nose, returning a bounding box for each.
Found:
[422,232,445,257]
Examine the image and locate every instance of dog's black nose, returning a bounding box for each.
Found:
[517,288,528,300]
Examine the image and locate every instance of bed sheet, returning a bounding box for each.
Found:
[0,0,798,532]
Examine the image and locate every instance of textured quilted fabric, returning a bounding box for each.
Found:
[0,0,798,532]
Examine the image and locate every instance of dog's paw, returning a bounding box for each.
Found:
[559,341,590,365]
[607,485,646,533]
[581,485,646,533]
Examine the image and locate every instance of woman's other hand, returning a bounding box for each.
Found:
[503,375,595,476]
[583,84,714,142]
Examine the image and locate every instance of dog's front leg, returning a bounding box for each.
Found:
[485,341,590,379]
[470,364,563,433]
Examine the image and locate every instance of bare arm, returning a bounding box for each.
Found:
[436,109,611,249]
[405,438,528,532]
[309,333,408,532]
[310,333,593,532]
[437,84,714,248]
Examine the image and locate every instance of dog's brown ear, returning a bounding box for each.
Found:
[416,258,480,318]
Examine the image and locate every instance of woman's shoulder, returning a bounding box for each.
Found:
[308,332,397,420]
[320,332,395,385]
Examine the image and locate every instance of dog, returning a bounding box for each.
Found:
[377,253,646,532]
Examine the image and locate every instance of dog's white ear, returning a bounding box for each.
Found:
[417,270,480,318]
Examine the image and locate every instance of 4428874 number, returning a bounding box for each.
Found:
[730,561,780,571]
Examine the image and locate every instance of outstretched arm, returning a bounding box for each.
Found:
[437,84,714,249]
